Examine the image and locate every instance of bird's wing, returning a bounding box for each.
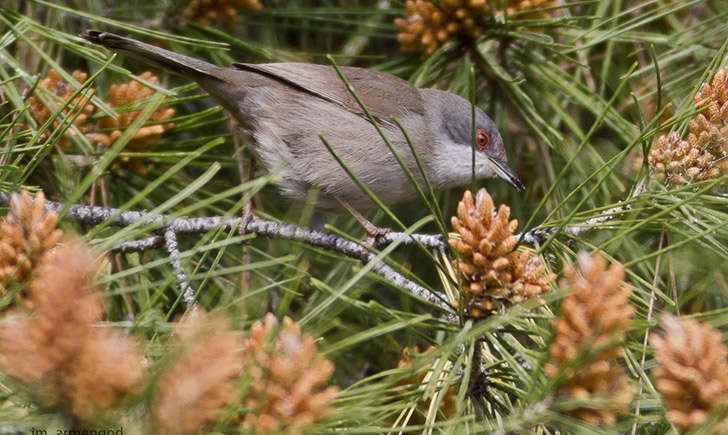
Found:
[232,62,426,125]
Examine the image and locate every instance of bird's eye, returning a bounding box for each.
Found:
[476,129,491,151]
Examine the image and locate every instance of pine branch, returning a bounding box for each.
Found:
[0,192,452,312]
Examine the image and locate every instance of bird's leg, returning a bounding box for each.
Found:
[242,158,256,218]
[234,130,257,235]
[332,195,390,245]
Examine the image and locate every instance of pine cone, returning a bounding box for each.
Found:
[648,67,728,185]
[694,66,728,125]
[184,0,263,27]
[239,313,339,434]
[651,315,728,431]
[395,0,460,57]
[0,190,62,296]
[94,71,176,174]
[27,69,95,149]
[440,0,489,39]
[544,252,634,426]
[394,0,556,57]
[0,239,143,421]
[686,113,728,170]
[449,188,554,318]
[152,311,243,435]
[648,131,719,184]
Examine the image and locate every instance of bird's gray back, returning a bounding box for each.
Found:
[232,62,426,126]
[223,63,434,209]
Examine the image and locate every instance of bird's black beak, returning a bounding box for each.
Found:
[491,158,525,191]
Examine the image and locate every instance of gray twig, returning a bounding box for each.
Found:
[164,228,194,307]
[0,180,645,314]
[517,178,647,247]
[113,235,164,252]
[0,192,450,311]
[374,231,446,252]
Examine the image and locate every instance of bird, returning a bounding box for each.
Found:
[80,30,523,232]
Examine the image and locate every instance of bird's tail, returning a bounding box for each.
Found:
[80,30,224,80]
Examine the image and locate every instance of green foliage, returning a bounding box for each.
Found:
[2,0,728,432]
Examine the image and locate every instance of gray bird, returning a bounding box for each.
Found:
[80,31,523,217]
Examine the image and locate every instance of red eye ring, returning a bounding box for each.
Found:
[476,129,491,151]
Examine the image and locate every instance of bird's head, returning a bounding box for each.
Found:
[421,89,524,191]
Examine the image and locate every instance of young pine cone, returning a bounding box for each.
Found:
[694,66,728,125]
[544,252,634,426]
[184,0,263,27]
[650,67,728,185]
[648,131,720,184]
[0,239,143,421]
[27,69,95,149]
[651,315,728,432]
[681,67,728,180]
[449,189,554,318]
[395,0,460,57]
[395,0,493,57]
[0,191,62,295]
[239,313,339,434]
[92,71,176,174]
[686,113,728,170]
[394,0,556,56]
[439,0,489,39]
[152,311,243,435]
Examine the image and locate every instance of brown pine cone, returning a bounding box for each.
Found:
[184,0,263,27]
[449,188,553,317]
[93,71,176,174]
[0,239,143,421]
[0,190,62,295]
[152,311,243,435]
[544,252,634,426]
[27,69,95,149]
[648,131,719,184]
[651,315,728,431]
[238,313,339,434]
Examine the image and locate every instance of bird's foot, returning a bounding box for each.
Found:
[363,224,391,248]
[237,212,255,235]
[331,194,391,247]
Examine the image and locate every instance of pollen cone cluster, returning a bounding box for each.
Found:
[395,346,456,418]
[238,313,339,434]
[28,69,176,174]
[449,189,554,318]
[184,0,263,26]
[651,315,728,431]
[152,311,243,435]
[649,67,728,184]
[395,0,555,56]
[695,67,728,123]
[544,252,634,426]
[647,131,719,184]
[395,0,486,57]
[0,239,143,421]
[27,69,95,148]
[0,191,62,297]
[90,71,176,174]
